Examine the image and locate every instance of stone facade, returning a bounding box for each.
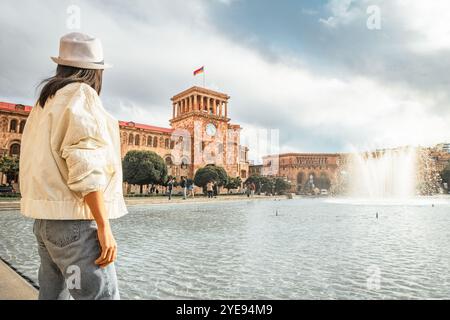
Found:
[0,86,249,192]
[260,153,344,193]
[248,164,262,176]
[169,86,249,180]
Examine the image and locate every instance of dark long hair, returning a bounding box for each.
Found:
[37,65,103,108]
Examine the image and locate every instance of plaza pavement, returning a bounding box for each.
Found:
[0,259,37,300]
[0,194,288,211]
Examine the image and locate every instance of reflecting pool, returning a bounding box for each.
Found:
[1,197,450,299]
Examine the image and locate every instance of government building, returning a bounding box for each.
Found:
[261,153,346,193]
[0,86,250,193]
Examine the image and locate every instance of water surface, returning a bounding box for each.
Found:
[1,198,449,299]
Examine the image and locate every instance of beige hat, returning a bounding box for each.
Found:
[51,32,112,70]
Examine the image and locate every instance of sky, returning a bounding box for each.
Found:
[1,0,449,162]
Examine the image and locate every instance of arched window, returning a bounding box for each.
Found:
[164,138,170,149]
[317,172,331,190]
[9,143,20,156]
[135,134,140,146]
[9,119,17,132]
[181,158,188,169]
[165,156,173,166]
[147,136,152,146]
[297,172,305,185]
[153,137,158,148]
[19,120,26,133]
[128,133,134,145]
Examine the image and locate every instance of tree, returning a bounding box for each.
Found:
[194,164,228,191]
[206,164,228,186]
[245,175,291,195]
[245,174,272,194]
[122,150,167,194]
[441,161,450,185]
[194,166,216,190]
[0,155,19,185]
[245,174,260,185]
[259,176,274,194]
[225,176,242,192]
[274,177,291,194]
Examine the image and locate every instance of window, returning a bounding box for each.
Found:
[147,136,152,146]
[19,120,26,133]
[128,134,134,145]
[165,156,173,166]
[135,134,140,146]
[9,119,17,133]
[9,143,20,156]
[165,138,170,149]
[181,158,188,169]
[153,137,158,148]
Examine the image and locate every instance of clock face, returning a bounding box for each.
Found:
[206,123,217,136]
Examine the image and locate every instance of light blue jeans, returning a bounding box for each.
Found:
[33,219,120,300]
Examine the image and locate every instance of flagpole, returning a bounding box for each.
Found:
[203,67,205,88]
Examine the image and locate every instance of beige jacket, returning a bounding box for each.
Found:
[19,82,128,220]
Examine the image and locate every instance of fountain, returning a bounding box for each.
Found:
[347,147,418,199]
[329,146,446,206]
[332,146,444,200]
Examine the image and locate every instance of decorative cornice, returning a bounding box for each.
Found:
[170,111,230,124]
[171,86,230,101]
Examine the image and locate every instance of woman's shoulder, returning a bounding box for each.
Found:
[55,82,99,101]
[55,82,101,111]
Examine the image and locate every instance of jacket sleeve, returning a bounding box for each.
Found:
[59,84,115,197]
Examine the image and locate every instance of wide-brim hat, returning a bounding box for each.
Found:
[51,32,112,70]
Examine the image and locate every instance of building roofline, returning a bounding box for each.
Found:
[0,101,174,134]
[0,101,33,113]
[263,152,343,158]
[118,120,174,134]
[171,86,230,101]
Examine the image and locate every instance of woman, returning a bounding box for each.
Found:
[206,181,214,198]
[19,32,128,300]
[187,179,195,198]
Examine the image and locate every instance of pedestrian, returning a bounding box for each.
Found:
[19,32,127,300]
[250,182,256,197]
[187,179,195,198]
[213,181,219,198]
[167,177,174,200]
[181,176,187,200]
[206,181,214,198]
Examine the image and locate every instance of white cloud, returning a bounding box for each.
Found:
[319,0,362,27]
[0,0,449,160]
[394,0,450,52]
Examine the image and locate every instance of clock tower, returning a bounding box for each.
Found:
[169,86,248,180]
